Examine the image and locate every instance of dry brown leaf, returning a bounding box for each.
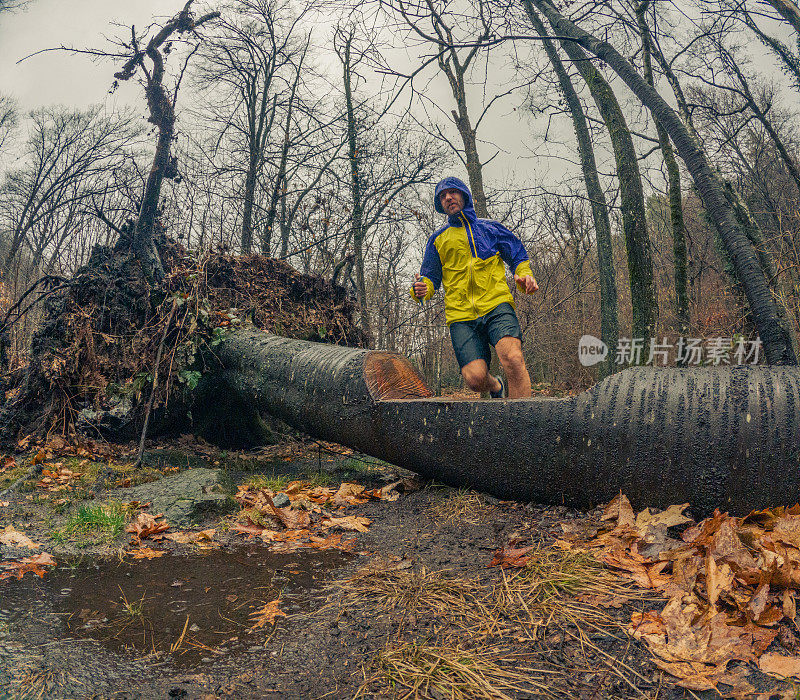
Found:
[125,512,169,539]
[130,546,165,559]
[602,492,636,529]
[0,525,41,549]
[322,515,371,533]
[0,553,56,580]
[163,529,216,545]
[489,544,534,569]
[759,652,800,678]
[706,555,735,609]
[232,519,266,535]
[249,599,286,629]
[270,504,311,529]
[636,503,693,532]
[306,533,354,551]
[332,482,369,506]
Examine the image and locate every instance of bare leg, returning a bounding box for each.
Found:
[494,336,531,398]
[460,359,502,394]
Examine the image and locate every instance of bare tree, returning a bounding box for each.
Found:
[526,1,658,345]
[112,0,219,280]
[197,0,306,253]
[0,106,141,277]
[0,95,18,157]
[635,0,689,339]
[379,0,515,217]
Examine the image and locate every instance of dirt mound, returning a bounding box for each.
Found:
[2,239,365,440]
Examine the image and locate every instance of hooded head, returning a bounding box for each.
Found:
[434,177,475,222]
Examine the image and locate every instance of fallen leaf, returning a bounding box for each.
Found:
[249,599,286,629]
[125,512,169,539]
[706,555,735,609]
[231,519,266,535]
[489,544,534,569]
[332,482,369,506]
[129,546,165,559]
[0,525,41,549]
[0,552,56,580]
[759,652,800,679]
[602,492,635,529]
[322,515,371,533]
[636,503,693,532]
[306,533,355,551]
[163,529,216,545]
[270,503,311,530]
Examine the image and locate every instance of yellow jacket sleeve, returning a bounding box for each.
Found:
[409,276,435,303]
[513,261,534,292]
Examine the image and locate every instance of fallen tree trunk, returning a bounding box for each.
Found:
[197,328,800,515]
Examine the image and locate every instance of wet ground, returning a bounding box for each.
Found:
[5,547,351,668]
[0,442,794,699]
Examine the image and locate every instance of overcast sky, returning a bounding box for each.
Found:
[0,1,197,110]
[1,0,796,196]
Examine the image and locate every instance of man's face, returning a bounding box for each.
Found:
[439,188,465,215]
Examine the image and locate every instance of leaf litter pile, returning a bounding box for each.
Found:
[232,478,405,555]
[550,493,800,696]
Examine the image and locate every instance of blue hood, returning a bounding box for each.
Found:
[434,176,476,225]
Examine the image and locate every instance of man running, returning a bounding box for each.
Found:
[411,176,538,398]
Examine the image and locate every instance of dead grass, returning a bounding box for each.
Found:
[339,560,490,629]
[426,488,488,524]
[341,545,654,698]
[357,642,557,700]
[494,545,641,637]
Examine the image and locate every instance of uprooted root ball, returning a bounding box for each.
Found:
[3,238,365,440]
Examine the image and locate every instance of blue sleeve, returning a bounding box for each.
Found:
[493,222,530,273]
[419,234,443,292]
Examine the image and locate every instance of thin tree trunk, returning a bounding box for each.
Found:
[543,20,657,345]
[523,1,618,376]
[636,1,689,340]
[452,106,488,217]
[342,35,369,340]
[240,152,259,254]
[529,0,797,365]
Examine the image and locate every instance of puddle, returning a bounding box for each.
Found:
[6,546,351,667]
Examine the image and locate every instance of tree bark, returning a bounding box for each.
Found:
[196,328,800,515]
[523,1,618,377]
[528,0,796,365]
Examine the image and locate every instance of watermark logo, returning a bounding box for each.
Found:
[578,334,609,367]
[577,336,763,366]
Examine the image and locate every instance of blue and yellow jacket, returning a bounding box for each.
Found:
[411,177,533,325]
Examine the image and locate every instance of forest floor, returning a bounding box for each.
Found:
[0,435,798,699]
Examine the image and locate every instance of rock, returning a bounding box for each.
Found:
[108,468,235,526]
[272,493,290,508]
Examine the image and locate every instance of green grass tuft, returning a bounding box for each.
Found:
[55,502,126,546]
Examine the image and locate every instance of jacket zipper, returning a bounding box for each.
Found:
[462,213,478,316]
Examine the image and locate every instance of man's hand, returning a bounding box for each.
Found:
[514,275,539,294]
[412,273,428,299]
